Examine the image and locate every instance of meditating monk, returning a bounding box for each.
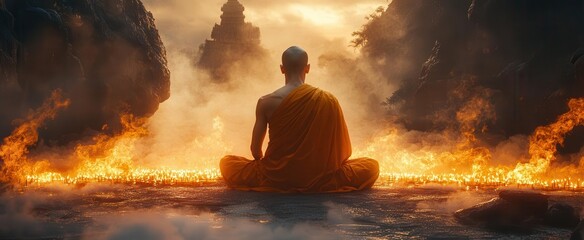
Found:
[220,46,379,193]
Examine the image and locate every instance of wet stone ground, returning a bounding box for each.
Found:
[0,183,582,239]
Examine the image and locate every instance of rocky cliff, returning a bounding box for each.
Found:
[0,0,170,142]
[356,0,584,152]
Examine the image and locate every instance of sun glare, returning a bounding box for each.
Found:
[288,4,343,26]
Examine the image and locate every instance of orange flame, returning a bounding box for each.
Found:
[508,98,584,184]
[0,90,70,183]
[355,97,584,190]
[3,92,584,190]
[23,114,222,185]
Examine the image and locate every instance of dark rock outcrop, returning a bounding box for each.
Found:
[498,190,549,216]
[454,190,548,230]
[455,190,582,232]
[358,0,584,151]
[0,0,170,142]
[572,220,584,240]
[545,203,581,229]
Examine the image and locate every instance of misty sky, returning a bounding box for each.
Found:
[138,0,394,159]
[142,0,390,55]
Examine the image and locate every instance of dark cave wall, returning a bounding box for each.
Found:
[0,0,170,143]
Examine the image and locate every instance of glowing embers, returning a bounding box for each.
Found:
[355,97,584,191]
[0,90,70,183]
[1,92,224,186]
[20,113,224,185]
[24,168,221,185]
[4,93,584,190]
[510,98,584,181]
[376,173,584,191]
[17,114,223,185]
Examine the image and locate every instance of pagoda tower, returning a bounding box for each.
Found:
[198,0,265,82]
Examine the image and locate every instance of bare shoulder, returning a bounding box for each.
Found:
[260,86,290,103]
[257,93,283,110]
[260,92,282,100]
[259,93,282,103]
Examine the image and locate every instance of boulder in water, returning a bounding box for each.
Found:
[545,203,580,229]
[454,190,549,231]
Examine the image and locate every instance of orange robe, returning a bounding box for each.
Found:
[220,84,379,193]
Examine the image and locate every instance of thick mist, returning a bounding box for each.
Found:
[2,0,581,184]
[101,0,583,178]
[136,0,393,167]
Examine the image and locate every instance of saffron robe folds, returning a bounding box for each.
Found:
[220,84,379,192]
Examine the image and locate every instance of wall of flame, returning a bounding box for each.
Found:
[1,89,582,190]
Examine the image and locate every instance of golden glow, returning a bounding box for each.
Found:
[288,4,342,26]
[2,92,584,190]
[355,98,584,190]
[21,114,225,185]
[0,90,70,183]
[1,95,224,186]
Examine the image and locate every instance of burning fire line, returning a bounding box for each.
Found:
[0,90,70,183]
[377,173,584,191]
[25,168,221,185]
[1,93,583,190]
[16,113,223,186]
[356,97,584,190]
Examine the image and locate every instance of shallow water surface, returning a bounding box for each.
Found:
[0,184,581,239]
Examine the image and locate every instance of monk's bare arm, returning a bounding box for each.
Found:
[251,98,268,160]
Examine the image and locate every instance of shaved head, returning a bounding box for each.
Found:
[282,46,309,74]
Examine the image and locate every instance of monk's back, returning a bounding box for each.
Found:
[261,84,302,121]
[219,46,379,193]
[257,85,353,190]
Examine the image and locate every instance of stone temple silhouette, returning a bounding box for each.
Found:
[198,0,266,82]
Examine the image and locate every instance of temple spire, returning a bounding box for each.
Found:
[197,0,266,82]
[220,0,245,25]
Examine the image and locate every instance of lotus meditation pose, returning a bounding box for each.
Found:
[220,46,379,192]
